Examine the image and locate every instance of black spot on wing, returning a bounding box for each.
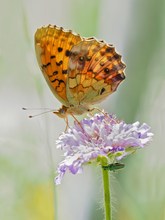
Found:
[113,54,121,60]
[100,88,106,95]
[86,56,91,61]
[53,71,58,75]
[58,47,63,52]
[62,70,67,74]
[104,68,110,74]
[51,78,58,83]
[42,62,51,68]
[50,55,56,59]
[65,50,71,57]
[56,60,63,66]
[106,47,114,53]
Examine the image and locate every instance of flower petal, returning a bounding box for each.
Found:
[55,113,153,184]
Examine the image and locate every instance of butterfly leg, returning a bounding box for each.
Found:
[88,107,107,116]
[70,113,84,130]
[64,117,69,131]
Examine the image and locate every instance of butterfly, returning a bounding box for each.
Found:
[34,25,126,120]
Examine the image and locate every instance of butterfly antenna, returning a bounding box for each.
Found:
[22,107,52,110]
[22,107,55,118]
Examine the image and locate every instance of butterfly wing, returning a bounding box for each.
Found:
[66,38,126,106]
[35,25,82,106]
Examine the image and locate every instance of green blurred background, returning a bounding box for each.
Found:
[0,0,164,219]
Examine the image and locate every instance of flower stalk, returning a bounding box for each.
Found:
[101,157,111,220]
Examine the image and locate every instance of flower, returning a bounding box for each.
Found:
[55,113,153,184]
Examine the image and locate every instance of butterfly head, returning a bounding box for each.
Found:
[53,105,69,118]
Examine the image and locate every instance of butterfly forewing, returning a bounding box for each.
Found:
[35,25,82,106]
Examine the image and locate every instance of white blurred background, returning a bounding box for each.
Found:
[0,0,165,219]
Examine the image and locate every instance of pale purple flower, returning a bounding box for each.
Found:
[55,113,153,184]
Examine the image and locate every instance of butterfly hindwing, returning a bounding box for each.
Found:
[66,38,125,106]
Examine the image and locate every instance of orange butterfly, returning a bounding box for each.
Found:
[35,25,126,120]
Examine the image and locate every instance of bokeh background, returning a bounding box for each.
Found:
[0,0,165,219]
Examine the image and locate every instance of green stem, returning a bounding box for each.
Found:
[101,158,111,220]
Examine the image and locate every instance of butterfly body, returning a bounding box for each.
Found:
[35,25,126,118]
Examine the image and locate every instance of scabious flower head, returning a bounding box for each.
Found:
[55,113,153,184]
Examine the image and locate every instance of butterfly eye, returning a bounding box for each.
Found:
[104,68,110,73]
